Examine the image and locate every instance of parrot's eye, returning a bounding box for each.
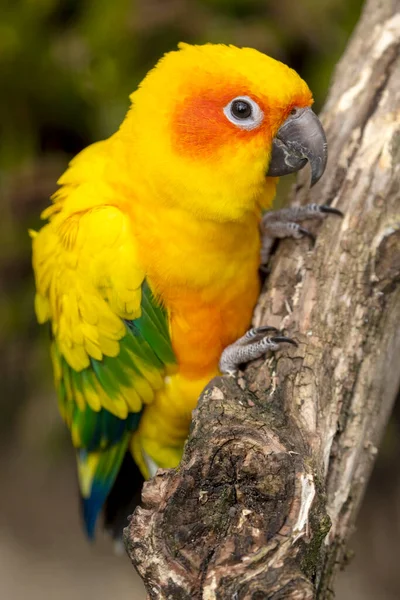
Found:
[223,96,264,130]
[231,100,252,119]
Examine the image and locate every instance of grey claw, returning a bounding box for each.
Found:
[270,336,298,347]
[298,226,316,243]
[254,325,279,334]
[319,206,344,217]
[244,325,279,343]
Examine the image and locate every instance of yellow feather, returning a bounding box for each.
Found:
[97,334,120,358]
[82,383,102,413]
[34,293,50,323]
[73,385,86,412]
[135,357,164,391]
[79,295,99,326]
[93,381,128,419]
[58,339,90,371]
[80,322,100,344]
[127,376,154,405]
[71,424,81,449]
[83,337,103,361]
[76,452,100,496]
[41,203,60,220]
[121,386,142,413]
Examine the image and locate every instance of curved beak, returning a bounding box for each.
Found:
[266,107,328,186]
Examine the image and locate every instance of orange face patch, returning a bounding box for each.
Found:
[170,86,269,159]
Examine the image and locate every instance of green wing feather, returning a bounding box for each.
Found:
[51,282,175,538]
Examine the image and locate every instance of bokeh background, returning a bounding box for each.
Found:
[1,1,400,599]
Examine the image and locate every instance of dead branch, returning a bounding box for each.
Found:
[125,0,400,597]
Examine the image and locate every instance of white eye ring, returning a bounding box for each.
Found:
[223,96,264,130]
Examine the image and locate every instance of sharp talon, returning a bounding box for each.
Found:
[270,336,298,347]
[319,206,344,217]
[298,226,316,243]
[254,325,279,334]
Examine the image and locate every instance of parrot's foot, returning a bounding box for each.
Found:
[261,203,343,264]
[219,326,297,375]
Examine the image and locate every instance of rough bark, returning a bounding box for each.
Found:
[125,0,400,597]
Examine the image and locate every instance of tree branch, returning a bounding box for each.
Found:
[125,0,400,597]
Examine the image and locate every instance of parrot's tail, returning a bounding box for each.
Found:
[77,435,130,539]
[104,451,144,540]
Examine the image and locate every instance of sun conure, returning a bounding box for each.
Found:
[31,42,331,539]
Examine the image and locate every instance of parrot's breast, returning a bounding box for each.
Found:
[127,189,264,476]
[131,200,262,379]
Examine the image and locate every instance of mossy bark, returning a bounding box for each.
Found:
[125,0,400,597]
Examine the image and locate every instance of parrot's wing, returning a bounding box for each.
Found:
[31,142,175,536]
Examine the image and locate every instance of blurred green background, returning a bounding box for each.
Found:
[1,1,400,599]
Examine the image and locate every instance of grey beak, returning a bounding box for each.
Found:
[266,107,328,186]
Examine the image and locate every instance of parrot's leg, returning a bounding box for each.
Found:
[219,326,297,376]
[261,204,343,264]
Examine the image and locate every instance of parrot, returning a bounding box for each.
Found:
[31,42,338,539]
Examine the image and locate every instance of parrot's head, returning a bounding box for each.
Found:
[121,43,327,221]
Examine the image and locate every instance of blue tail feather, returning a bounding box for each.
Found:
[82,481,110,539]
[77,436,130,539]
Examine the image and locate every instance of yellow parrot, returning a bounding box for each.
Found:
[31,43,337,538]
